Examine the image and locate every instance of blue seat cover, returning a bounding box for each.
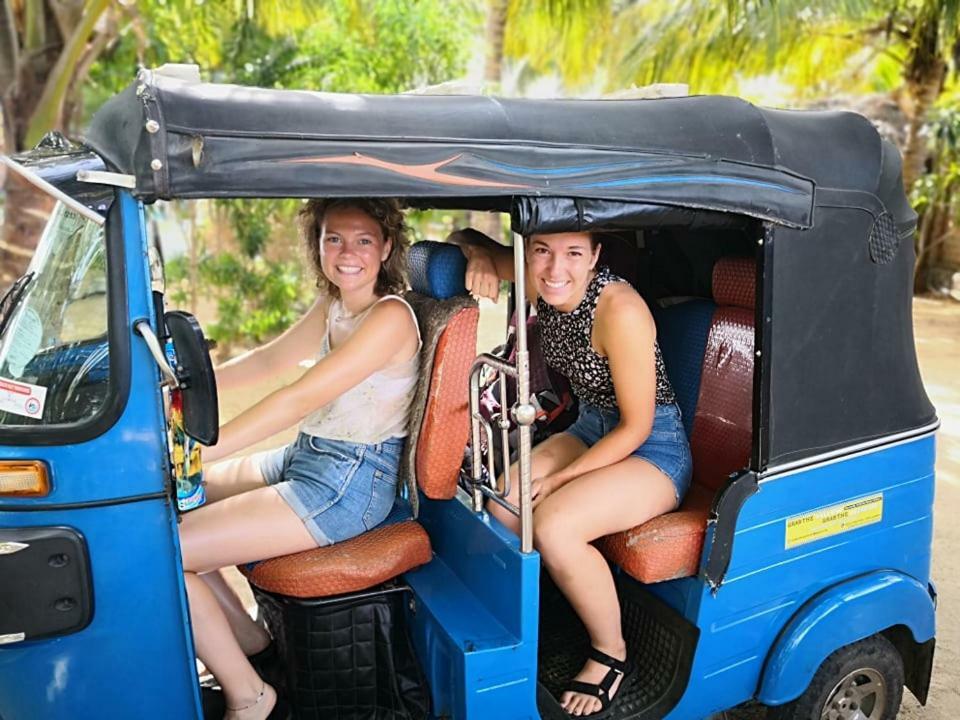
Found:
[408,241,467,299]
[653,299,715,438]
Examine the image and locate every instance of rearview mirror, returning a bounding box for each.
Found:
[165,311,219,445]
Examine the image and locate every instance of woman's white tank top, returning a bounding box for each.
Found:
[299,295,421,444]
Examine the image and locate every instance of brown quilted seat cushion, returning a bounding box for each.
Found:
[599,257,755,584]
[240,521,432,598]
[596,484,713,583]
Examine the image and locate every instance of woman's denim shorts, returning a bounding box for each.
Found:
[256,433,404,546]
[564,402,692,505]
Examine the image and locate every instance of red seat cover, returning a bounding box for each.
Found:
[240,521,432,598]
[600,258,755,583]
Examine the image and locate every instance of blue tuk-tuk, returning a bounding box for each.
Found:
[0,66,939,720]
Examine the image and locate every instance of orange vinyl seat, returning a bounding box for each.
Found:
[596,258,756,583]
[242,291,478,598]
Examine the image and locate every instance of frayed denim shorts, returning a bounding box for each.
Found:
[256,433,404,546]
[564,402,692,505]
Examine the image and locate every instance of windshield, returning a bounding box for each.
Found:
[0,201,109,426]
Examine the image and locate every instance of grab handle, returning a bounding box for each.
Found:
[135,319,179,387]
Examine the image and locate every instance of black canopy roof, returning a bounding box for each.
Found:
[78,68,934,472]
[85,68,911,237]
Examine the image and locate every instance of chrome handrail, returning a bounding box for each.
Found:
[467,234,536,553]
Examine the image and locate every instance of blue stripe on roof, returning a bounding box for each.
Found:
[577,174,801,194]
[481,159,659,176]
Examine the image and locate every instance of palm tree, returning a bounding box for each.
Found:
[607,0,960,283]
[611,0,959,188]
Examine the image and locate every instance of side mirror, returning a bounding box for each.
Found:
[165,311,219,445]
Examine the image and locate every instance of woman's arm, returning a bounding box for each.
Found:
[447,228,527,302]
[203,299,417,462]
[213,296,329,394]
[537,285,658,495]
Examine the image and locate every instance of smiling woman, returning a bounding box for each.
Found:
[449,226,691,717]
[175,197,421,720]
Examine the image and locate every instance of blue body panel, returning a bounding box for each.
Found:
[661,434,936,719]
[0,190,938,720]
[407,492,541,719]
[0,193,200,719]
[758,570,936,705]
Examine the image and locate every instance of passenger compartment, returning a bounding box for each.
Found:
[597,255,756,583]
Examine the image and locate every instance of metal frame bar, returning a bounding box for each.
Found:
[467,234,536,552]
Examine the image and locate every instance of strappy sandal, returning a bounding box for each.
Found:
[563,646,636,716]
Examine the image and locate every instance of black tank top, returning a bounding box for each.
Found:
[536,267,676,409]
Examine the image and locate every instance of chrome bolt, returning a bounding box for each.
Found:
[151,158,163,171]
[145,120,160,134]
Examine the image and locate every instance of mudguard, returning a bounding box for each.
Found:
[758,570,936,705]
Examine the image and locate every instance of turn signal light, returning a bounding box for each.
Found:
[0,461,49,497]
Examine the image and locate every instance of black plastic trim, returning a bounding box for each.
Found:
[754,224,775,471]
[0,198,131,445]
[0,490,167,513]
[0,526,93,641]
[252,580,412,607]
[705,470,759,590]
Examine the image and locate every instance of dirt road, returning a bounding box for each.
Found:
[219,296,959,718]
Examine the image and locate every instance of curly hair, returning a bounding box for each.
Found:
[298,198,410,299]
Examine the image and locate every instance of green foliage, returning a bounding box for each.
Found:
[85,0,474,350]
[167,251,305,348]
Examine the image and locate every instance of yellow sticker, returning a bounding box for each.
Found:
[785,493,884,549]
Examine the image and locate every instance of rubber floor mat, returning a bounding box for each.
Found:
[537,573,698,720]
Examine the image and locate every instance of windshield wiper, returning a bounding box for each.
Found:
[0,272,35,337]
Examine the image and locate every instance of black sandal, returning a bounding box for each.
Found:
[563,646,636,716]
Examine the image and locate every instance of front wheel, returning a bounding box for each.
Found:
[767,634,904,720]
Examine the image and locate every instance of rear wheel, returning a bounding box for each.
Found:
[767,634,904,720]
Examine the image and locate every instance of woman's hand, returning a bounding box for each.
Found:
[447,228,512,301]
[455,242,500,302]
[531,474,561,508]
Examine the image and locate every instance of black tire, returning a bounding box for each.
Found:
[766,634,904,720]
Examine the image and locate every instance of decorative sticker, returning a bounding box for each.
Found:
[785,493,884,549]
[0,376,48,420]
[4,307,42,378]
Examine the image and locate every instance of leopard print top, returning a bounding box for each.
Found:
[536,266,676,409]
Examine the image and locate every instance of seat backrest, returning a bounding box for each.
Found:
[652,299,715,438]
[400,242,478,513]
[689,257,755,491]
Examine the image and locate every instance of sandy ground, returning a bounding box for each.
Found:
[217,296,958,718]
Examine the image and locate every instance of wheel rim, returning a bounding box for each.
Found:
[820,667,887,720]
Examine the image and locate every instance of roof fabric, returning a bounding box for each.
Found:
[83,70,904,232]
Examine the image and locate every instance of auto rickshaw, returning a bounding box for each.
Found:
[0,65,939,720]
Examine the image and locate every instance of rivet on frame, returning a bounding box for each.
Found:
[151,159,163,171]
[145,120,160,134]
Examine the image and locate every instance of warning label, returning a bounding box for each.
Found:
[785,493,884,549]
[0,376,47,420]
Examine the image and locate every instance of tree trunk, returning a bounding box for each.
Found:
[470,0,509,245]
[25,0,110,147]
[484,0,508,86]
[0,171,54,285]
[901,66,945,192]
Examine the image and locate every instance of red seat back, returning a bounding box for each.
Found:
[690,258,756,491]
[401,293,479,504]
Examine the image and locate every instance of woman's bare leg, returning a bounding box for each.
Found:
[200,570,270,656]
[487,432,586,534]
[203,453,272,504]
[533,458,677,717]
[194,452,276,655]
[180,485,317,717]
